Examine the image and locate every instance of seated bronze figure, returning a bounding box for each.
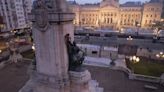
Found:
[65,34,85,71]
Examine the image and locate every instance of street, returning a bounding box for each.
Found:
[75,36,164,50]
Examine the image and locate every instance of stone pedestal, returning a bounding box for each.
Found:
[19,69,70,92]
[69,70,91,92]
[69,70,103,92]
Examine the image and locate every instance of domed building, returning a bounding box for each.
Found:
[100,0,119,8]
[69,0,163,29]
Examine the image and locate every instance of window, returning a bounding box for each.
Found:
[146,15,148,17]
[145,20,147,24]
[149,20,152,24]
[155,14,157,18]
[151,8,154,11]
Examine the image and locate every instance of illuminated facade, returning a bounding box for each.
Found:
[69,0,163,29]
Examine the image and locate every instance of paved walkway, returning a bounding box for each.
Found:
[0,61,163,92]
[84,56,111,67]
[84,56,127,69]
[0,61,30,92]
[86,66,164,92]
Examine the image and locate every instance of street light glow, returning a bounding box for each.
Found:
[133,56,137,60]
[162,55,164,58]
[127,36,133,41]
[160,52,163,55]
[130,57,133,61]
[156,52,164,58]
[136,57,140,62]
[32,45,35,51]
[129,56,140,63]
[156,54,160,58]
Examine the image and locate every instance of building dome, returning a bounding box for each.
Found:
[101,0,119,8]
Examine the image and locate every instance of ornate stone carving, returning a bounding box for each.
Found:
[33,0,49,32]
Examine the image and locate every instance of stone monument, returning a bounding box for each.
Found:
[19,0,103,92]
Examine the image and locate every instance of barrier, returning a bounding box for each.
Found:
[129,74,161,83]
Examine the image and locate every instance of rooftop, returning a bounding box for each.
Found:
[120,2,142,7]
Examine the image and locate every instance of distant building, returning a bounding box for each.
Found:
[23,0,33,28]
[0,0,32,32]
[69,0,163,29]
[141,0,163,28]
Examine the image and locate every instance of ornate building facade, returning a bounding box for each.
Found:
[69,0,163,29]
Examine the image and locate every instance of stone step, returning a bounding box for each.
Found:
[96,87,104,92]
[89,80,104,92]
[89,80,99,87]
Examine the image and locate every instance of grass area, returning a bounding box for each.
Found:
[128,61,164,77]
[21,50,35,59]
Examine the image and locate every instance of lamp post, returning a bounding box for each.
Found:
[129,56,140,73]
[127,36,133,41]
[136,23,140,35]
[156,51,164,59]
[127,36,133,46]
[32,44,36,70]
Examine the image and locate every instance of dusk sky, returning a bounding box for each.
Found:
[68,0,150,4]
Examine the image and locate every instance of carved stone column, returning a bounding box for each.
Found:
[19,0,103,92]
[19,0,74,92]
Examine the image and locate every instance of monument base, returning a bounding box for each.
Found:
[19,67,70,92]
[19,68,103,92]
[69,69,103,92]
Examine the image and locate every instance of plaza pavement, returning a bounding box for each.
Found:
[0,60,163,92]
[0,61,30,92]
[86,65,164,92]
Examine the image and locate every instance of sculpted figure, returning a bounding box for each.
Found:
[33,0,53,9]
[33,0,45,9]
[65,34,85,71]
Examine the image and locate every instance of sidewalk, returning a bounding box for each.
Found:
[114,59,127,69]
[84,56,111,67]
[84,56,127,69]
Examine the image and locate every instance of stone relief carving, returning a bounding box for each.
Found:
[33,0,50,32]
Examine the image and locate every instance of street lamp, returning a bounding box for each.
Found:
[32,44,35,51]
[129,56,140,63]
[156,51,164,59]
[127,36,133,41]
[136,23,140,35]
[128,55,140,73]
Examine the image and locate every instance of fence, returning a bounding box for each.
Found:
[129,74,161,83]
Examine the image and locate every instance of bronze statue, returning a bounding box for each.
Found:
[33,0,53,9]
[65,34,85,71]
